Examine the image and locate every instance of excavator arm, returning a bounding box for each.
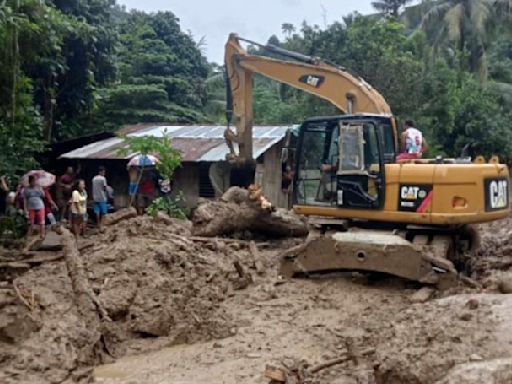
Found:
[224,33,392,163]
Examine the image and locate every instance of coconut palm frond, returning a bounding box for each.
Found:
[444,3,464,42]
[470,0,491,35]
[421,2,451,29]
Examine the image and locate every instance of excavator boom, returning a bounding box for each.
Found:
[224,33,391,162]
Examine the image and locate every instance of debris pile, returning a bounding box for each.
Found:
[2,199,512,384]
[192,186,308,238]
[473,217,512,291]
[0,211,274,383]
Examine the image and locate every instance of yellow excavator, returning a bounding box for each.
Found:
[224,33,510,286]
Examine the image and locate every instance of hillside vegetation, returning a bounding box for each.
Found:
[1,0,512,178]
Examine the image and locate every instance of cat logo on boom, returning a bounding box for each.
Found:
[298,74,325,88]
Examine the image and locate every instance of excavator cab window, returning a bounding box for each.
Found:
[379,122,396,162]
[295,118,385,209]
[336,123,383,209]
[295,120,336,206]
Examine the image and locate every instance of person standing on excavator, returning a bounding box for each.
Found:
[396,120,428,162]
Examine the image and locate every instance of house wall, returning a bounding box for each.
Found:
[58,142,290,211]
[173,164,200,208]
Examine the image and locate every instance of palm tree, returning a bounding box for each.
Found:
[281,23,296,37]
[421,0,493,80]
[372,0,413,17]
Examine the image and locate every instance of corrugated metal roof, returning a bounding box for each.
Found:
[60,125,290,162]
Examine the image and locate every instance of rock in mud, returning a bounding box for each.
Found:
[410,287,435,303]
[465,298,479,310]
[498,277,512,294]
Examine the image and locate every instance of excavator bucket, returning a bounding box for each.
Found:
[279,229,459,287]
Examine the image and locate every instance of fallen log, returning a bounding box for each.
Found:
[103,207,137,226]
[192,186,308,238]
[61,228,110,321]
[61,227,111,368]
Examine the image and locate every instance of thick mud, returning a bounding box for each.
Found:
[1,215,512,383]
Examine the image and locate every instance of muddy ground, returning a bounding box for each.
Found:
[1,214,512,384]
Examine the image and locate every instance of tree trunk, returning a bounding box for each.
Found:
[61,228,109,367]
[43,82,55,142]
[191,187,308,238]
[11,0,19,130]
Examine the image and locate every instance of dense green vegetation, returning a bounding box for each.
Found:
[1,0,512,181]
[0,0,208,179]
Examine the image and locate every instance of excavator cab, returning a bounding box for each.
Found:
[294,115,394,210]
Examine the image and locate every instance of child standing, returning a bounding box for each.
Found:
[71,179,88,237]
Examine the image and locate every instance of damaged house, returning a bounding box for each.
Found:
[59,124,292,209]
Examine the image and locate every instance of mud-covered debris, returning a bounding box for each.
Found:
[498,276,512,294]
[103,207,137,226]
[192,186,308,238]
[465,298,479,310]
[265,365,287,383]
[0,214,266,383]
[410,287,435,303]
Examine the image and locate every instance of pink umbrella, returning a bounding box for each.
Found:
[21,170,56,188]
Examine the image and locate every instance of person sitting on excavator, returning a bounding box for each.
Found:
[396,120,428,162]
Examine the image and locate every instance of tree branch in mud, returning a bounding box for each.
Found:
[191,187,308,238]
[61,227,111,323]
[265,347,375,383]
[309,347,375,374]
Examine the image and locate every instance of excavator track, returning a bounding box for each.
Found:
[279,222,479,288]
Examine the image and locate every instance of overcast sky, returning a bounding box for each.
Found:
[117,0,378,63]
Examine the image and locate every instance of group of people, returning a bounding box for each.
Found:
[3,165,111,240]
[13,164,159,240]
